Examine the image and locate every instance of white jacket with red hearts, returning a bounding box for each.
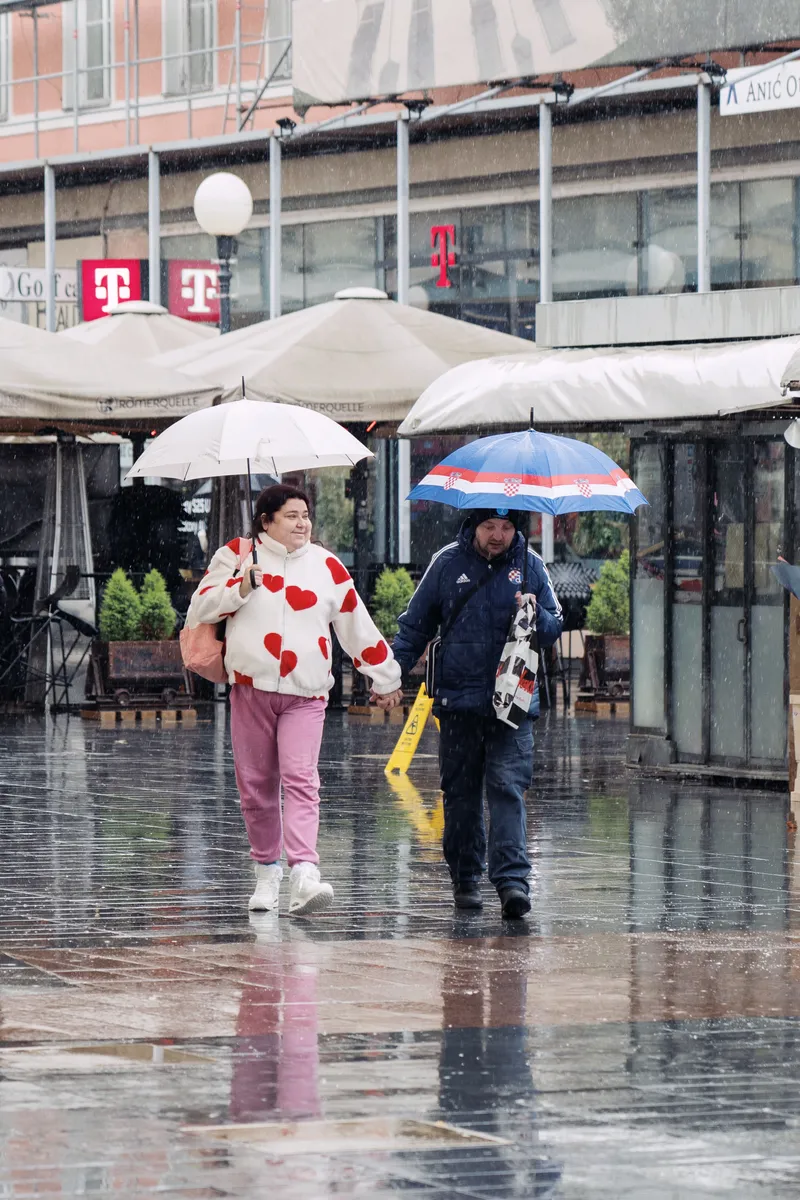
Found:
[186,532,402,699]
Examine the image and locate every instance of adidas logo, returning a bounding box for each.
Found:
[456,573,471,584]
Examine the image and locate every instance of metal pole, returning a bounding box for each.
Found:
[269,134,282,319]
[217,235,234,335]
[123,0,131,145]
[697,81,711,293]
[185,0,192,138]
[148,150,161,305]
[133,0,140,144]
[538,102,555,569]
[396,113,410,303]
[235,1,243,131]
[44,164,56,333]
[32,8,39,160]
[538,102,553,303]
[73,22,79,152]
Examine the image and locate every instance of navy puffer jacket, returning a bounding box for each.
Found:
[392,520,563,717]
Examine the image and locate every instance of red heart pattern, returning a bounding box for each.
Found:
[226,537,243,556]
[352,656,361,668]
[199,585,214,595]
[361,641,388,666]
[225,578,239,588]
[326,557,351,585]
[280,651,298,677]
[340,587,358,614]
[286,585,317,611]
[319,637,329,659]
[264,633,282,659]
[262,574,284,593]
[233,671,253,686]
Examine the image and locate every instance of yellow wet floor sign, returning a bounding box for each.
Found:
[385,684,439,776]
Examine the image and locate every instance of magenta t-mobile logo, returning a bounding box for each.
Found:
[430,224,457,288]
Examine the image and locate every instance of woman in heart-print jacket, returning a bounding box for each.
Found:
[187,483,403,918]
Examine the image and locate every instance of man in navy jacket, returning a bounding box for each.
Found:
[392,509,563,919]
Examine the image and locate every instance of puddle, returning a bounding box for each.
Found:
[182,1116,509,1155]
[63,1043,212,1064]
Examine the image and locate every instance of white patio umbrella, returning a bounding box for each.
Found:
[62,300,219,359]
[0,315,220,427]
[153,288,536,422]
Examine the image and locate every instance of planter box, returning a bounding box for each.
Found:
[88,640,192,706]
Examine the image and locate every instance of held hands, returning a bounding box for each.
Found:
[239,566,262,597]
[370,687,403,711]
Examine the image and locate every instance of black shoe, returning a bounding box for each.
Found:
[453,883,483,910]
[500,888,531,920]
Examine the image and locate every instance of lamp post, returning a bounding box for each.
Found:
[193,172,253,335]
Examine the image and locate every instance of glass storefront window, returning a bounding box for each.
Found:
[670,444,704,757]
[642,187,695,293]
[552,192,638,300]
[632,442,665,731]
[741,178,796,288]
[303,218,378,306]
[710,182,741,289]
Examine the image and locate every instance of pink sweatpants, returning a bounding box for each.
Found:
[229,686,327,866]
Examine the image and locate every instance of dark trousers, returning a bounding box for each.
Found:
[438,712,533,894]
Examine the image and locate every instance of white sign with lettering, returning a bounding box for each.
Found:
[0,267,78,303]
[721,63,800,116]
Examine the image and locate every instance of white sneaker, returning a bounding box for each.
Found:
[288,862,334,916]
[248,862,283,912]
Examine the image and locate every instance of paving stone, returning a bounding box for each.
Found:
[0,709,798,1197]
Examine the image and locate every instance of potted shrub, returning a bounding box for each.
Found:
[91,569,186,705]
[371,566,415,639]
[583,551,630,695]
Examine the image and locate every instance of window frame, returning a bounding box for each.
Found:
[162,0,216,98]
[62,0,113,111]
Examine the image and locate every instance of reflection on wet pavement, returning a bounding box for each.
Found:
[1,710,799,1197]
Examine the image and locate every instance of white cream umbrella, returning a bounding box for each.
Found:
[62,300,219,359]
[127,395,373,579]
[127,396,373,481]
[152,288,536,422]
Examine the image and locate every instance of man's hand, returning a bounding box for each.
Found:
[371,687,403,710]
[515,590,537,611]
[239,566,262,597]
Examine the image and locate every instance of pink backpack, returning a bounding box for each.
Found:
[180,539,252,683]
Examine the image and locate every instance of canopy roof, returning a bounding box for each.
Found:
[398,336,800,435]
[62,301,219,358]
[155,290,534,422]
[0,316,220,428]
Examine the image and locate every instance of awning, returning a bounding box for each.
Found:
[398,337,800,435]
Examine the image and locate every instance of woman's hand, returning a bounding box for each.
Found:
[239,566,262,597]
[371,687,403,711]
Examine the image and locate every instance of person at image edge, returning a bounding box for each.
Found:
[186,484,403,915]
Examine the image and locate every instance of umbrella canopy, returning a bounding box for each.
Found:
[153,288,535,422]
[62,300,219,359]
[0,315,220,428]
[127,397,373,481]
[398,337,800,435]
[408,428,647,515]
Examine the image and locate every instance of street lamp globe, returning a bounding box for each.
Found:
[193,173,253,336]
[193,172,253,237]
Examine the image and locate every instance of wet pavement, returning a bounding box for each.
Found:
[1,708,799,1198]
